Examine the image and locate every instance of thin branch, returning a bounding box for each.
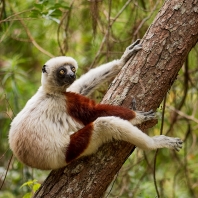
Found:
[89,0,133,68]
[167,106,198,124]
[57,0,75,55]
[183,124,196,197]
[0,9,33,24]
[18,18,54,58]
[133,0,160,36]
[0,20,13,43]
[110,0,133,26]
[165,58,190,136]
[0,154,13,190]
[7,1,54,58]
[106,0,112,62]
[105,172,119,198]
[153,94,167,198]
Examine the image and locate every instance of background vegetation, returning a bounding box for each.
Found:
[0,0,198,197]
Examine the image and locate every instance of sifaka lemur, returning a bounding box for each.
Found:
[9,40,183,170]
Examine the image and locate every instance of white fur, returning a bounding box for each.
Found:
[82,117,153,156]
[82,117,182,157]
[44,56,78,70]
[67,60,121,96]
[41,56,78,93]
[8,42,182,170]
[67,41,143,96]
[9,87,82,170]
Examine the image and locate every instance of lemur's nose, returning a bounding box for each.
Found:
[69,73,75,79]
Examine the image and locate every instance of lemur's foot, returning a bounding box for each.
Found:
[121,40,142,63]
[130,39,140,45]
[130,98,156,125]
[135,109,156,121]
[152,135,183,151]
[131,99,183,152]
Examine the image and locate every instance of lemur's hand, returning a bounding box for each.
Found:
[130,98,157,125]
[120,39,142,65]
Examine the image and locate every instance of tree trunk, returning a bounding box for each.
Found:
[34,0,198,197]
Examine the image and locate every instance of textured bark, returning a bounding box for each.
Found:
[34,0,198,197]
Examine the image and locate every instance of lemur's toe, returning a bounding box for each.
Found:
[131,98,137,111]
[130,44,142,52]
[129,39,141,49]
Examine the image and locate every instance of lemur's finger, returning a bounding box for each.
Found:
[130,44,142,51]
[131,97,137,111]
[121,40,142,63]
[128,39,141,49]
[125,44,142,58]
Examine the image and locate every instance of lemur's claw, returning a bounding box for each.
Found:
[174,138,183,151]
[141,109,154,116]
[152,136,183,151]
[121,40,142,63]
[128,39,141,49]
[136,110,156,121]
[131,98,156,122]
[126,43,142,54]
[131,97,137,111]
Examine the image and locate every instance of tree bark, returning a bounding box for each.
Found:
[34,0,198,197]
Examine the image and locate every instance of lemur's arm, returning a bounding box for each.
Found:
[67,40,142,96]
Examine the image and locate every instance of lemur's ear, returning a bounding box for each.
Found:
[42,65,47,73]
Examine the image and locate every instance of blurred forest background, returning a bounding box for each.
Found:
[0,0,198,197]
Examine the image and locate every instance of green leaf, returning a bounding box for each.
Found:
[29,9,42,18]
[34,3,43,11]
[22,192,32,198]
[20,181,31,188]
[2,73,12,84]
[48,9,62,17]
[38,0,48,5]
[20,179,38,188]
[33,183,41,192]
[15,75,26,83]
[16,69,28,77]
[52,3,70,9]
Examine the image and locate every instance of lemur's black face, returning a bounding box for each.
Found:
[56,65,76,86]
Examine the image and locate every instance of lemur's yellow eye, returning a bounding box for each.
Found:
[59,69,65,75]
[71,67,76,73]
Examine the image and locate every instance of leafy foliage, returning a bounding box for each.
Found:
[20,180,41,198]
[0,0,198,197]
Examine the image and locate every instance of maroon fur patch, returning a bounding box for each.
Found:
[66,123,93,163]
[65,92,136,125]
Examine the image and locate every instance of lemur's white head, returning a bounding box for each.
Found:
[41,56,78,93]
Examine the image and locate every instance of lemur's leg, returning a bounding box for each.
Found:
[67,40,142,96]
[65,116,183,163]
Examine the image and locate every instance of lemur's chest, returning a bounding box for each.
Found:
[28,94,83,134]
[13,93,83,139]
